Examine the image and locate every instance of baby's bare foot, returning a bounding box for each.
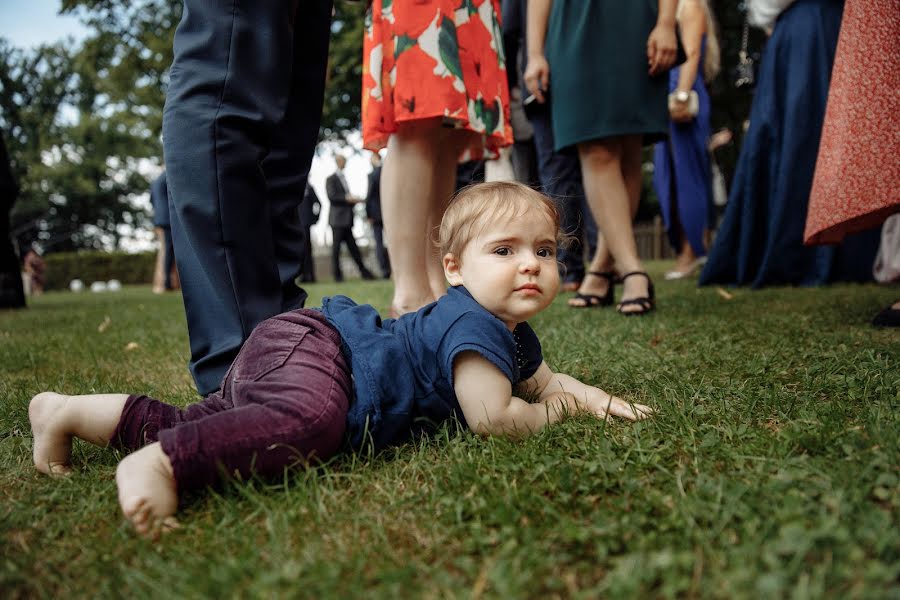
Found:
[29,392,74,475]
[116,443,179,539]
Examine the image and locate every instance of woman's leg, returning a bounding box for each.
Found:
[578,137,651,313]
[677,237,698,268]
[621,135,643,218]
[152,228,166,294]
[382,119,479,315]
[426,154,455,299]
[426,127,480,298]
[382,119,444,315]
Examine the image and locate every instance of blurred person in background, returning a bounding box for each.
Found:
[23,246,45,297]
[0,130,25,309]
[150,172,179,294]
[502,0,597,293]
[363,0,512,317]
[653,0,720,281]
[699,0,880,288]
[326,154,375,283]
[803,0,900,325]
[299,183,321,284]
[526,0,679,314]
[365,152,390,280]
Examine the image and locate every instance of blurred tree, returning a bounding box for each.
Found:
[0,41,82,252]
[0,0,179,252]
[323,1,367,141]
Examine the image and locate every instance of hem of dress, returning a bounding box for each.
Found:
[363,111,512,160]
[554,127,667,153]
[804,206,900,246]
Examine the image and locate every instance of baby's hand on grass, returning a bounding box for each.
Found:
[584,387,653,421]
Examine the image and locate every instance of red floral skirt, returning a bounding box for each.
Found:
[362,0,512,161]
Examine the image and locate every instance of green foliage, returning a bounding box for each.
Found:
[322,1,367,141]
[42,250,155,290]
[1,0,181,252]
[1,274,898,598]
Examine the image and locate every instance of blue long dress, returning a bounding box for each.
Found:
[699,0,880,288]
[653,38,713,257]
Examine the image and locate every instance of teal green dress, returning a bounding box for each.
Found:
[546,0,669,151]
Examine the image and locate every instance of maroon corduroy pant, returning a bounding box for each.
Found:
[111,309,351,493]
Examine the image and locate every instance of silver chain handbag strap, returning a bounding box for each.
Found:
[739,17,750,62]
[734,9,756,89]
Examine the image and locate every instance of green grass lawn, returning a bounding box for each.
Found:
[1,266,897,599]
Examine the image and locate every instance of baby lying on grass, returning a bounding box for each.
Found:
[30,181,651,537]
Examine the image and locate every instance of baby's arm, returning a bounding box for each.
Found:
[454,352,590,439]
[521,362,652,421]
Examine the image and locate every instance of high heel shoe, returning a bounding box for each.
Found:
[616,271,655,316]
[568,271,616,308]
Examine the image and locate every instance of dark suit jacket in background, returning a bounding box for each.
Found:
[300,184,321,228]
[365,166,383,225]
[326,171,354,228]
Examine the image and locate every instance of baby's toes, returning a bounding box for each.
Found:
[121,497,152,531]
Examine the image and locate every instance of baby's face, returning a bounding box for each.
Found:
[445,210,560,330]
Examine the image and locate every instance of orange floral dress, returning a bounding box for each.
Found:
[362,0,513,161]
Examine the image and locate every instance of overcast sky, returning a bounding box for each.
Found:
[0,1,89,49]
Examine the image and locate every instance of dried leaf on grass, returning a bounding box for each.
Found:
[97,316,111,332]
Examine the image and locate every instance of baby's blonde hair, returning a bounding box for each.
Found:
[437,181,564,259]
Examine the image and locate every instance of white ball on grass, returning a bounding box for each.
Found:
[69,279,84,293]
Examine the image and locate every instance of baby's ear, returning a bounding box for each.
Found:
[443,253,464,286]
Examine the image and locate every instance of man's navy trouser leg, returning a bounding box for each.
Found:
[163,0,332,395]
[528,110,597,283]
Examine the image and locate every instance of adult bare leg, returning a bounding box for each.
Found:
[382,118,446,316]
[621,135,643,218]
[674,236,699,272]
[578,137,651,313]
[568,234,615,306]
[426,128,480,299]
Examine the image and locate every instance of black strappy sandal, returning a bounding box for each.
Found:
[568,271,616,308]
[616,271,655,316]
